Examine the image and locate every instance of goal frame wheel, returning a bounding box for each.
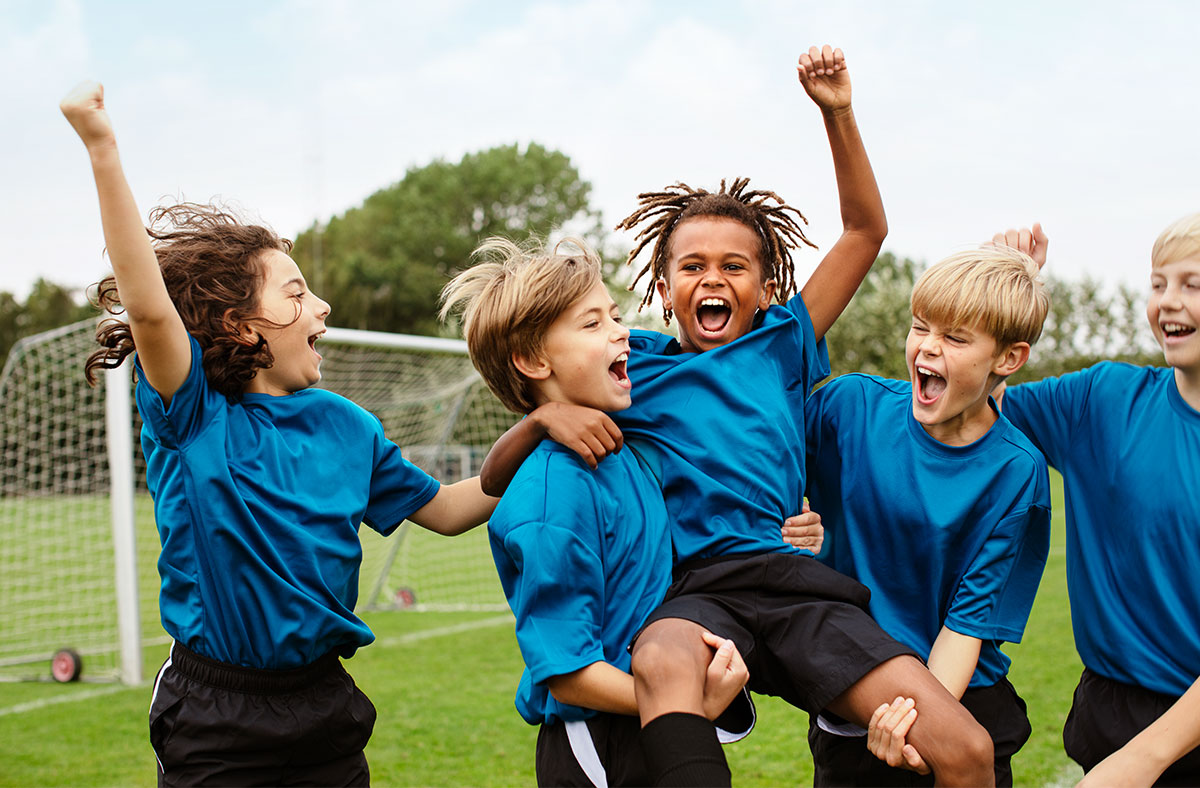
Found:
[51,648,82,683]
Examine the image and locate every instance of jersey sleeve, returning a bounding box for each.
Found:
[134,334,217,448]
[943,499,1051,643]
[783,292,832,393]
[361,415,440,535]
[1002,371,1094,469]
[497,520,608,686]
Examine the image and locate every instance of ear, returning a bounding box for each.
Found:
[991,341,1031,377]
[655,277,672,312]
[512,351,552,381]
[223,309,260,347]
[758,278,778,311]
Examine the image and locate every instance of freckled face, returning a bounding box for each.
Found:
[656,217,776,354]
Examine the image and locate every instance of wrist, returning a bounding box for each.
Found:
[87,138,120,165]
[822,104,854,121]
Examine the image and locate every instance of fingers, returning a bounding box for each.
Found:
[797,44,846,81]
[867,697,918,769]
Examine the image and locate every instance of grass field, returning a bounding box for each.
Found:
[0,473,1083,787]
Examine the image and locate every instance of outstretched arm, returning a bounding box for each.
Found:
[796,45,888,341]
[408,477,498,536]
[60,81,191,403]
[1077,677,1200,788]
[479,402,623,496]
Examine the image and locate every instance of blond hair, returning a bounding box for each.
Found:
[1151,212,1200,269]
[910,245,1049,348]
[439,236,603,414]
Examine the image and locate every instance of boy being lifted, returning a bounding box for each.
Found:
[440,237,752,787]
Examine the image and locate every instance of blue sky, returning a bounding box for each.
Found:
[4,0,1198,310]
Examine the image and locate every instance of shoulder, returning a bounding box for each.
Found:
[995,416,1049,474]
[493,442,601,533]
[813,373,905,404]
[630,328,676,355]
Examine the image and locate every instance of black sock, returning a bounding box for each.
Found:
[639,712,731,787]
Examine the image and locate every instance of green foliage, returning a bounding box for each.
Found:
[824,253,1161,384]
[292,142,632,336]
[0,280,96,369]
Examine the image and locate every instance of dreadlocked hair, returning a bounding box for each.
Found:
[615,177,816,324]
[85,202,294,400]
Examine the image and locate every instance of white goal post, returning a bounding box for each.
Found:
[0,321,515,685]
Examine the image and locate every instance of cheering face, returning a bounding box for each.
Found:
[242,250,331,396]
[1148,258,1200,373]
[905,314,1007,446]
[519,279,632,413]
[656,216,777,354]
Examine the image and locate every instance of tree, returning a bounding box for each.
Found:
[0,280,96,369]
[292,142,630,336]
[824,252,920,380]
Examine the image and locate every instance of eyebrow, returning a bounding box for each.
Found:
[281,277,306,290]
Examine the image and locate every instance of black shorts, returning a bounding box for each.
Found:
[536,713,648,787]
[1064,667,1200,786]
[634,553,917,713]
[149,641,376,787]
[808,676,1031,787]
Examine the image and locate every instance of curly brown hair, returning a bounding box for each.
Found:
[84,203,294,400]
[615,177,816,324]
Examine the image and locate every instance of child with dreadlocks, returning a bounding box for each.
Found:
[62,81,496,786]
[481,46,994,787]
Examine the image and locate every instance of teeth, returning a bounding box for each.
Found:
[917,366,943,378]
[699,298,728,307]
[1163,322,1194,333]
[614,352,627,362]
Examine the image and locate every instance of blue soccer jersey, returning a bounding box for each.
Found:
[618,293,830,563]
[805,374,1052,687]
[136,336,440,670]
[1003,363,1200,697]
[488,441,673,726]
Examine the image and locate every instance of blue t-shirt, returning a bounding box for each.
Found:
[1003,363,1200,697]
[136,336,440,669]
[805,374,1051,688]
[488,441,672,725]
[618,294,830,563]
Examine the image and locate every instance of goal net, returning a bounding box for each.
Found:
[0,320,515,684]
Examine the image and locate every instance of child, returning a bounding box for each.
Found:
[993,221,1200,788]
[482,46,995,787]
[61,81,496,786]
[440,236,753,787]
[801,244,1052,787]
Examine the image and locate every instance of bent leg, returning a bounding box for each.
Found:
[826,655,995,788]
[631,617,715,725]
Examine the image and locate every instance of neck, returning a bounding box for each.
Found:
[1175,365,1200,412]
[920,396,998,447]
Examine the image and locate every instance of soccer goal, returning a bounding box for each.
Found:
[0,320,515,685]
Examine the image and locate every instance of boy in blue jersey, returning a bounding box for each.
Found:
[801,244,1052,786]
[482,46,995,787]
[62,82,496,786]
[991,220,1200,788]
[440,237,753,787]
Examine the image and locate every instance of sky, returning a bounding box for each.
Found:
[4,0,1198,309]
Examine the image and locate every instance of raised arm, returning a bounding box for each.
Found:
[796,45,888,341]
[479,402,623,496]
[61,81,191,403]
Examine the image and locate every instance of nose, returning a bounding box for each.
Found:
[315,294,332,320]
[918,333,941,356]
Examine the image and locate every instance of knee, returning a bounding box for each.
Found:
[631,624,704,687]
[938,718,994,786]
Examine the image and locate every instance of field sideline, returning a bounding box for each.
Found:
[0,473,1083,787]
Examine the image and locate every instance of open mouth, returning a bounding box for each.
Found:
[696,297,732,335]
[1162,322,1196,340]
[609,352,631,389]
[308,330,325,358]
[915,365,946,404]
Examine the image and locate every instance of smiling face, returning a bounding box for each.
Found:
[242,249,331,396]
[655,216,776,354]
[906,314,1025,446]
[1148,257,1200,374]
[517,279,632,412]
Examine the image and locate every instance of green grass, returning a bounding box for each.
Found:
[0,473,1082,786]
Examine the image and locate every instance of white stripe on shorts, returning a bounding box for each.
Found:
[565,719,607,788]
[148,640,176,772]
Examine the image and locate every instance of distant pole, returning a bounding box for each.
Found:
[105,362,142,685]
